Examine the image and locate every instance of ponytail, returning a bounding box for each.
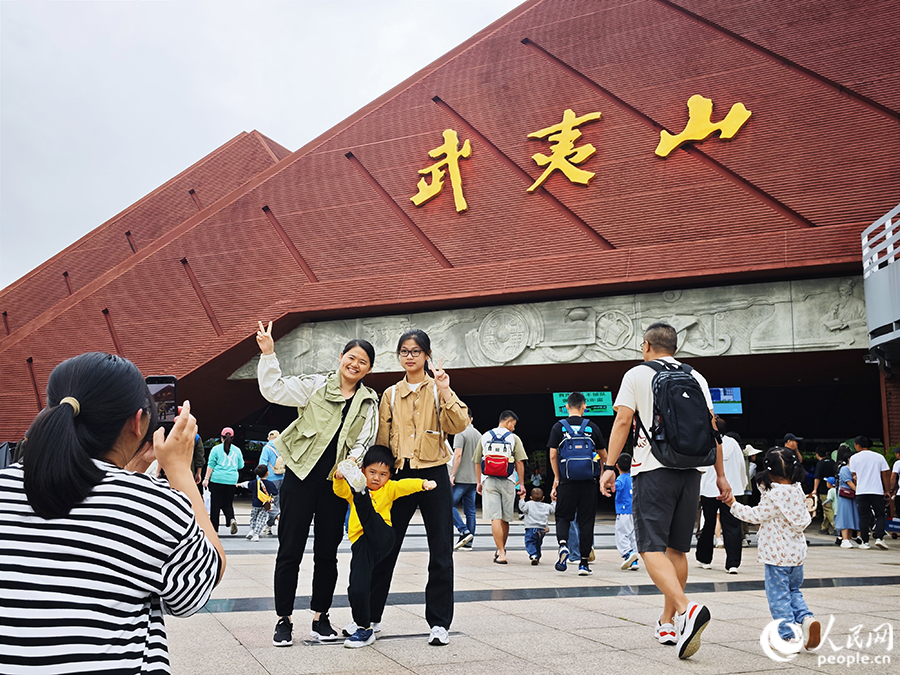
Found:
[223,437,232,455]
[22,352,156,519]
[754,446,805,492]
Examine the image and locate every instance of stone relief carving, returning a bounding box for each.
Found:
[229,276,867,379]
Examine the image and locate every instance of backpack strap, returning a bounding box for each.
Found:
[559,419,575,438]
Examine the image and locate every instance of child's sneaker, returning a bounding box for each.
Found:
[273,617,293,647]
[310,613,340,642]
[629,559,639,571]
[578,563,592,576]
[343,626,375,648]
[675,602,710,659]
[530,555,539,565]
[620,550,640,570]
[555,545,569,572]
[337,459,367,492]
[802,617,821,650]
[655,616,677,645]
[250,533,260,542]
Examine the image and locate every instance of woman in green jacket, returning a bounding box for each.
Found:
[255,321,378,648]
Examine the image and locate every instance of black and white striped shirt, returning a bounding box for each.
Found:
[0,460,220,674]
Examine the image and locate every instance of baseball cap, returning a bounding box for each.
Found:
[825,476,835,486]
[221,426,234,437]
[783,433,804,443]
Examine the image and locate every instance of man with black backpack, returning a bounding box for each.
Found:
[548,392,607,576]
[600,322,731,661]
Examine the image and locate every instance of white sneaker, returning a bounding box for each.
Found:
[697,561,712,570]
[715,538,724,548]
[245,532,253,540]
[230,519,238,535]
[621,551,640,570]
[343,621,381,636]
[726,567,738,574]
[875,539,888,550]
[840,539,853,548]
[675,602,710,659]
[337,459,367,492]
[262,525,271,536]
[859,542,871,550]
[655,616,677,645]
[802,616,821,650]
[250,533,259,542]
[428,626,449,646]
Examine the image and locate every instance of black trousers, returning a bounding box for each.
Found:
[348,490,396,628]
[208,481,235,532]
[696,495,743,569]
[274,467,347,617]
[555,479,597,561]
[369,465,453,629]
[856,493,887,542]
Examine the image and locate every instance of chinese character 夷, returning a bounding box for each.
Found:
[526,108,602,193]
[655,94,751,157]
[410,129,472,213]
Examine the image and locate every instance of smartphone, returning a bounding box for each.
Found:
[146,376,178,427]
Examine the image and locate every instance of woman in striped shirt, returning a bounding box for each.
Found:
[0,352,224,674]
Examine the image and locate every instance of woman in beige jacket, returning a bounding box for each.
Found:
[364,329,468,647]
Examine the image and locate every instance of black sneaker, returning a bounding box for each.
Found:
[273,617,293,647]
[453,532,473,550]
[311,612,341,642]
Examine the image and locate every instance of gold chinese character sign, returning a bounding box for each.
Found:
[656,94,751,157]
[527,108,602,193]
[411,129,472,213]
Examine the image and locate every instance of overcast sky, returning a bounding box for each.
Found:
[0,0,522,289]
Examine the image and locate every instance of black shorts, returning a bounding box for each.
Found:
[633,468,701,553]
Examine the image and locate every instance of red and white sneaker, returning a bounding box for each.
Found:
[655,616,677,645]
[675,602,710,659]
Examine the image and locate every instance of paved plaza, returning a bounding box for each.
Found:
[169,503,898,675]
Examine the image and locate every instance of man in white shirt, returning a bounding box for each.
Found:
[600,322,731,661]
[696,419,747,573]
[849,435,890,549]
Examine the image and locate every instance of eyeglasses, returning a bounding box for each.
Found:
[399,348,423,358]
[641,340,654,349]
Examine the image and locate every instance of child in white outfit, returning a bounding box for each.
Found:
[725,446,821,651]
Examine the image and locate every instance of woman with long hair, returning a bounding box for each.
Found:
[203,427,244,534]
[0,352,224,673]
[835,444,860,548]
[365,328,469,646]
[255,321,378,647]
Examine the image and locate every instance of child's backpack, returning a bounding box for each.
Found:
[634,360,718,468]
[257,479,273,511]
[482,430,514,477]
[558,419,598,480]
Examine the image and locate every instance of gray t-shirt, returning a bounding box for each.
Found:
[452,424,481,484]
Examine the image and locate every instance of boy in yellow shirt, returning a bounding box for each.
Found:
[334,445,435,648]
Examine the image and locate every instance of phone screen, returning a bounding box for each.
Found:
[146,377,178,423]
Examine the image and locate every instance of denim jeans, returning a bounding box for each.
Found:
[524,527,546,559]
[452,483,477,535]
[764,564,813,639]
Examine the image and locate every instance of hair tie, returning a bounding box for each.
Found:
[60,396,80,417]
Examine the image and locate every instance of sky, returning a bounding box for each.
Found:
[0,0,522,289]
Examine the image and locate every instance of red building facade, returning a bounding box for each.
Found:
[2,0,898,446]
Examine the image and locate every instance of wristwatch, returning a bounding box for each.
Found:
[603,464,617,473]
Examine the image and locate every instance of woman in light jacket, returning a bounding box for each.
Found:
[366,328,468,647]
[255,321,378,647]
[203,427,244,534]
[835,444,860,548]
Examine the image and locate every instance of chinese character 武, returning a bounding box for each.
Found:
[526,108,601,193]
[655,94,751,157]
[410,129,472,213]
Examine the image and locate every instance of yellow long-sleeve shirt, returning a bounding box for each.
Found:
[333,478,425,543]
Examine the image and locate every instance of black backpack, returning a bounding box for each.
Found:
[634,360,718,468]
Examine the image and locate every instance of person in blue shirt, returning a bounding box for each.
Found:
[259,430,285,533]
[203,427,245,534]
[615,453,639,571]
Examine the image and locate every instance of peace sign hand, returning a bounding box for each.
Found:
[431,357,451,394]
[256,321,275,356]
